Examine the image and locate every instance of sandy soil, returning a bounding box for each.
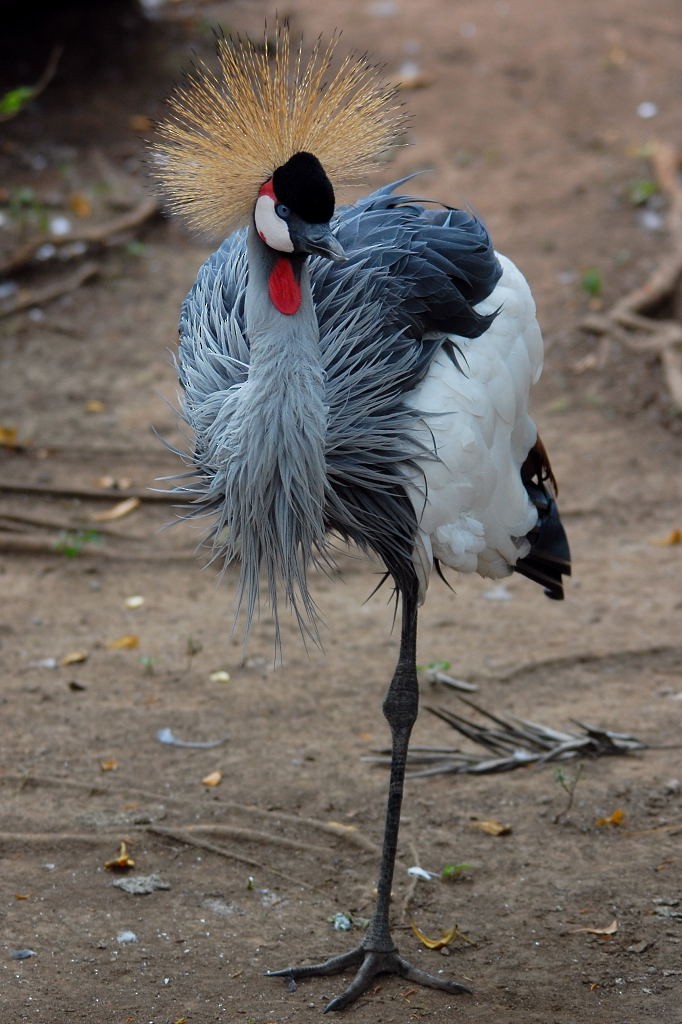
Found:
[1,1,681,1022]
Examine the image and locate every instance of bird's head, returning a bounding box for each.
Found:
[153,25,405,244]
[255,152,346,262]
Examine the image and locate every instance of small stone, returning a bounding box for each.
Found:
[637,101,658,119]
[113,873,171,895]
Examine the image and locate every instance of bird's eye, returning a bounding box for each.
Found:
[275,203,290,220]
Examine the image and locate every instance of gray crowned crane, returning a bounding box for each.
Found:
[155,26,571,1014]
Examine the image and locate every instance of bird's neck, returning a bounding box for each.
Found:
[226,224,329,643]
[244,224,321,370]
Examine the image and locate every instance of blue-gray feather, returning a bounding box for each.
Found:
[174,182,502,640]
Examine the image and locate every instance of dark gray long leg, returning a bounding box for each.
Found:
[363,582,422,954]
[267,585,471,1011]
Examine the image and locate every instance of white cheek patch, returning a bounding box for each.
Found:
[254,194,294,253]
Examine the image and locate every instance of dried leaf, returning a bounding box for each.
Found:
[399,987,418,1001]
[0,425,19,447]
[573,918,618,936]
[410,919,459,950]
[596,808,626,827]
[84,399,106,413]
[209,670,231,683]
[129,113,152,132]
[607,45,627,68]
[94,474,133,490]
[100,758,119,772]
[202,770,223,787]
[396,62,433,90]
[104,841,135,871]
[61,650,88,666]
[470,818,512,836]
[105,633,139,650]
[91,496,140,522]
[69,192,93,218]
[650,527,681,546]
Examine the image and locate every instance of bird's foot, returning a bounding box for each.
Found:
[266,943,471,1012]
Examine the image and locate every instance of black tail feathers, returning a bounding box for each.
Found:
[514,482,571,600]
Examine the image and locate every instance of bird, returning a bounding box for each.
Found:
[154,25,571,1014]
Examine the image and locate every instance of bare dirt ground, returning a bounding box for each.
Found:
[1,2,681,1022]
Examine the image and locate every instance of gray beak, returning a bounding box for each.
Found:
[291,222,347,262]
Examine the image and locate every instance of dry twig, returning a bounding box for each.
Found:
[1,195,158,279]
[0,480,176,503]
[0,831,119,846]
[159,821,329,855]
[0,261,99,319]
[0,530,194,560]
[581,142,682,410]
[0,774,379,854]
[365,697,646,777]
[146,825,325,892]
[0,510,144,538]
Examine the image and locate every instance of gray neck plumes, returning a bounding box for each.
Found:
[225,225,329,644]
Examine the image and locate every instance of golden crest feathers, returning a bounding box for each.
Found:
[153,24,406,236]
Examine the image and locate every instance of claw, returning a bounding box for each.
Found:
[265,947,363,982]
[266,944,471,1011]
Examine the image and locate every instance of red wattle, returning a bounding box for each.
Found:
[268,258,301,315]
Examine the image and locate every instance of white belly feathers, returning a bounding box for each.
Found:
[403,253,543,598]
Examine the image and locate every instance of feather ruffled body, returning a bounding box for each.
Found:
[175,182,543,630]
